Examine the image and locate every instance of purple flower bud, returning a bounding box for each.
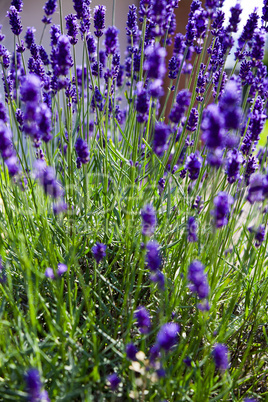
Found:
[225,149,243,184]
[144,45,166,80]
[7,6,23,36]
[25,369,50,402]
[141,204,156,236]
[92,242,106,264]
[212,192,234,228]
[86,34,96,57]
[169,89,191,123]
[185,152,202,181]
[94,5,106,37]
[55,35,73,76]
[134,306,151,334]
[126,343,138,360]
[57,263,67,276]
[50,24,61,47]
[188,260,209,299]
[43,0,57,17]
[25,27,36,50]
[11,0,23,13]
[45,267,55,279]
[146,241,161,272]
[75,138,90,166]
[186,108,199,132]
[212,343,229,371]
[153,122,170,156]
[156,323,180,351]
[201,104,225,149]
[5,155,20,177]
[65,14,78,45]
[21,74,41,103]
[104,26,119,55]
[107,373,121,391]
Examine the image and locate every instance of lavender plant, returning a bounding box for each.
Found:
[0,0,267,400]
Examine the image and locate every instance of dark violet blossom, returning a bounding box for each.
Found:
[156,322,180,351]
[185,152,202,181]
[92,242,106,264]
[55,35,73,76]
[57,263,67,276]
[104,27,119,55]
[188,260,209,299]
[227,4,242,34]
[25,27,36,50]
[107,373,121,391]
[144,45,166,80]
[249,224,265,247]
[146,241,161,272]
[212,192,233,228]
[212,343,229,371]
[126,343,138,360]
[43,0,57,20]
[134,306,151,334]
[153,122,170,156]
[11,0,23,13]
[21,74,41,103]
[50,24,61,47]
[141,204,156,236]
[201,104,225,149]
[25,369,50,402]
[225,149,242,184]
[94,5,106,37]
[45,267,55,279]
[186,108,199,132]
[7,6,23,36]
[75,138,90,167]
[65,14,79,45]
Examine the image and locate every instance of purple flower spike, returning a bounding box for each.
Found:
[94,5,106,37]
[75,138,90,167]
[146,241,161,272]
[92,242,106,264]
[185,152,202,181]
[156,322,180,351]
[153,122,170,156]
[188,260,209,299]
[21,74,41,103]
[7,6,23,36]
[104,26,119,55]
[134,306,151,334]
[107,373,121,391]
[144,45,167,80]
[212,192,233,228]
[126,343,138,360]
[141,204,156,236]
[11,0,23,13]
[57,263,67,276]
[212,343,229,371]
[25,368,50,402]
[45,267,55,279]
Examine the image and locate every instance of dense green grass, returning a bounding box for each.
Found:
[0,1,268,401]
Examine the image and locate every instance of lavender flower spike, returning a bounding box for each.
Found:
[141,204,156,236]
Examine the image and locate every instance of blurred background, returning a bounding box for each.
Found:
[0,0,265,63]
